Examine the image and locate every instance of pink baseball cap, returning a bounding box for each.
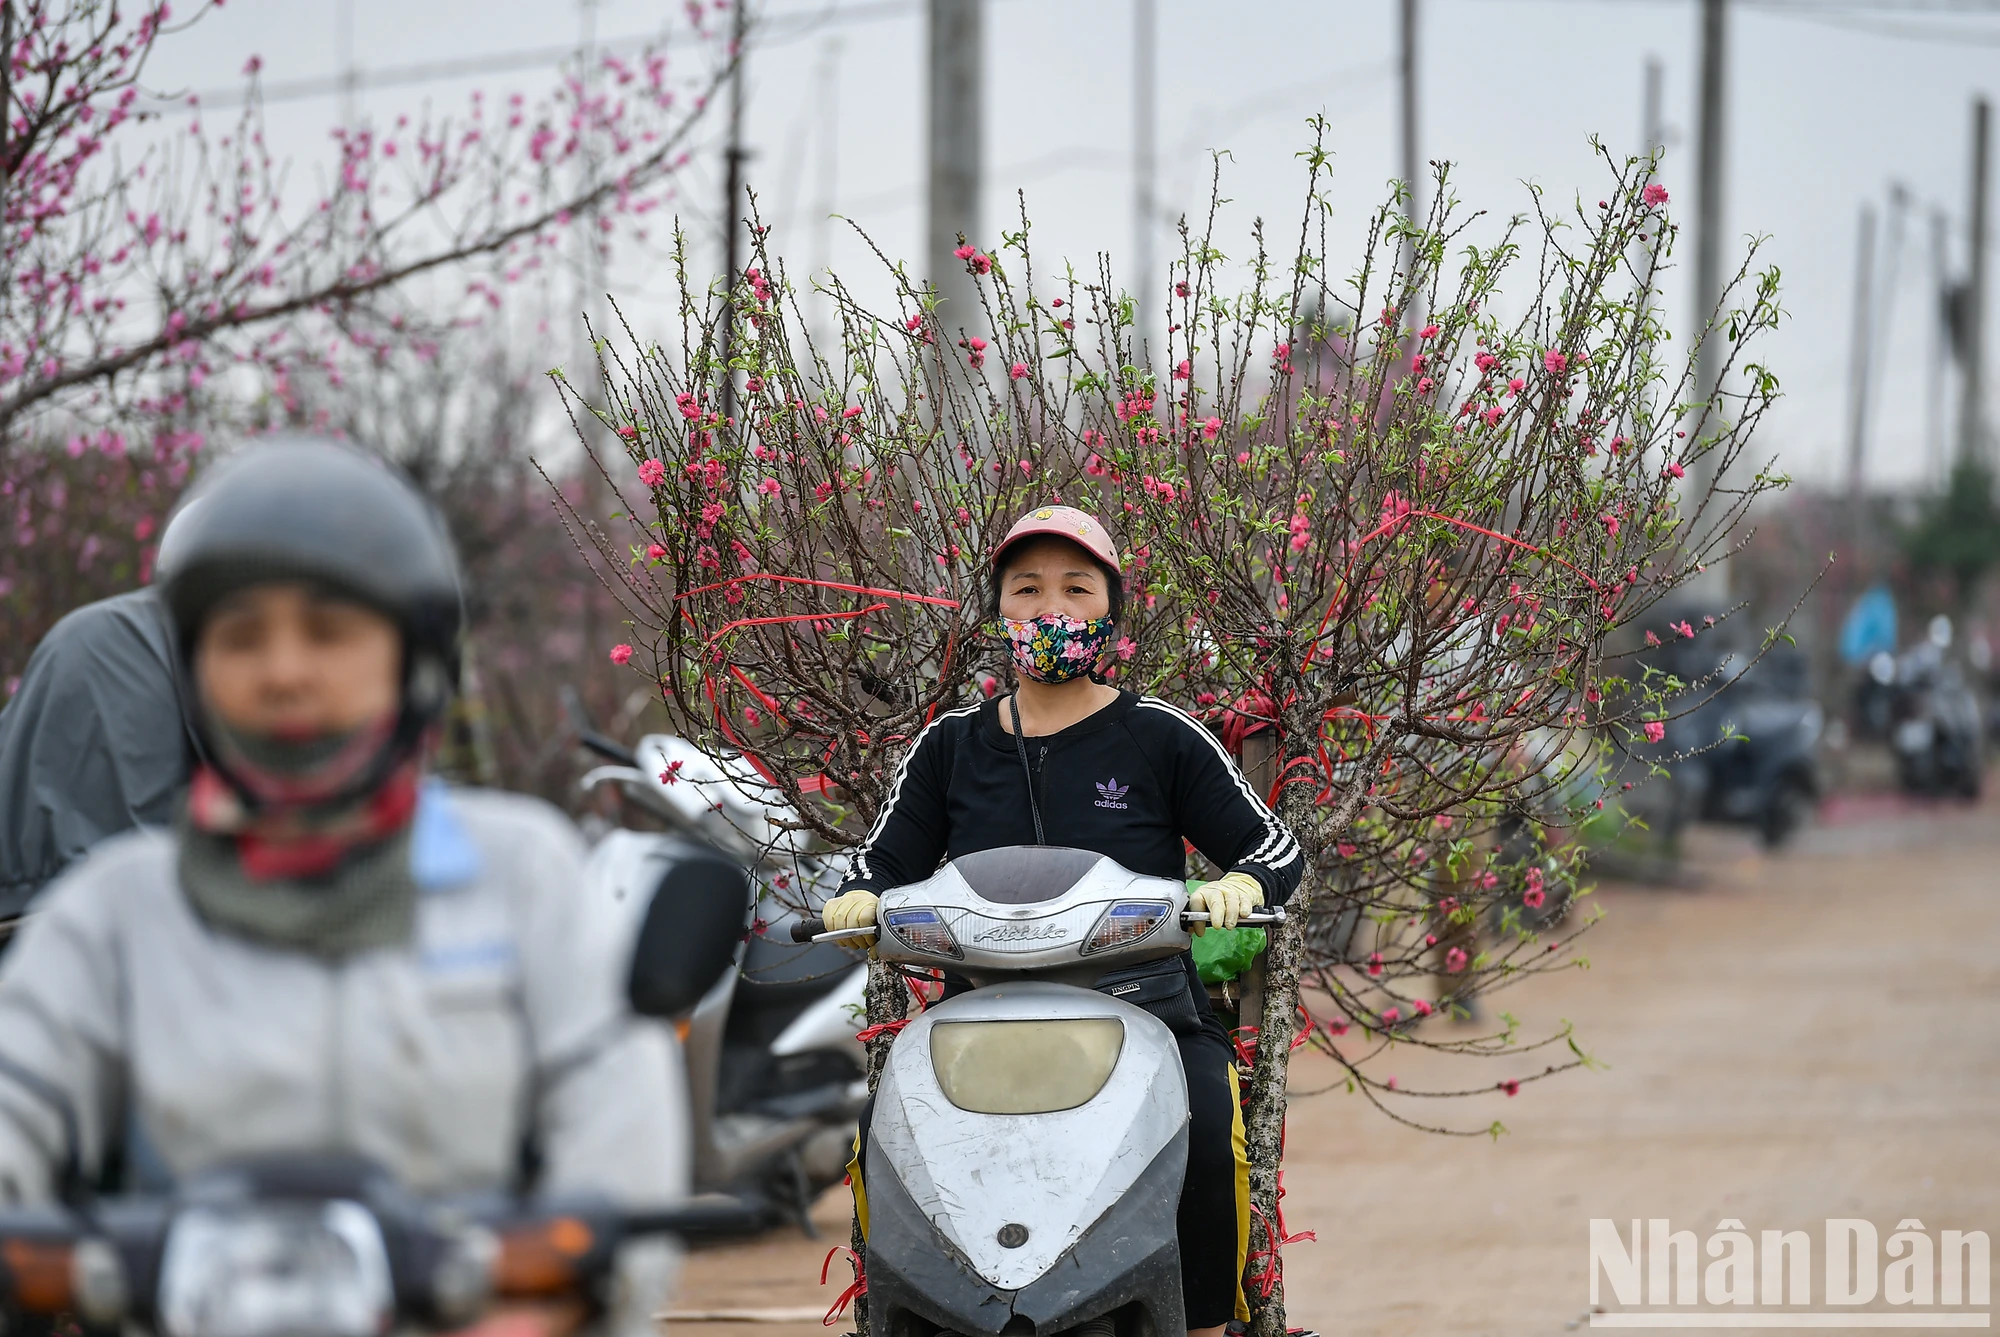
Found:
[991,505,1121,575]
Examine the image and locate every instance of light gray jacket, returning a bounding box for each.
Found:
[0,784,689,1211]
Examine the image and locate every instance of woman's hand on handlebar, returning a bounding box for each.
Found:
[1185,871,1264,934]
[822,888,879,932]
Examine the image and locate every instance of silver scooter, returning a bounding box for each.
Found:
[793,845,1283,1337]
[577,729,867,1231]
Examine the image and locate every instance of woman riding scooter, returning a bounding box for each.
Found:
[0,437,687,1335]
[824,506,1301,1337]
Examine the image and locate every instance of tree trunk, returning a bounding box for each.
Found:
[1241,733,1321,1337]
[1236,731,1278,1035]
[848,958,909,1337]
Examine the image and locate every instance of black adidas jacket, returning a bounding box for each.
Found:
[840,689,1301,904]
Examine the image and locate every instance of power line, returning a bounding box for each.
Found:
[1480,0,2000,47]
[1742,0,2000,12]
[1524,0,2000,10]
[146,0,928,113]
[834,60,1393,220]
[1757,7,2000,39]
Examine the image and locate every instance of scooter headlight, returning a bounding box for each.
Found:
[883,907,963,960]
[1081,900,1171,954]
[157,1201,393,1337]
[930,1018,1125,1114]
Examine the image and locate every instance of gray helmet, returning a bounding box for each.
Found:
[158,435,465,733]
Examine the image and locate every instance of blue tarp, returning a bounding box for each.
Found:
[1840,585,1899,665]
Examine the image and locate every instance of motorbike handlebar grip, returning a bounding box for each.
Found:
[621,1194,766,1238]
[1181,906,1287,927]
[790,918,827,943]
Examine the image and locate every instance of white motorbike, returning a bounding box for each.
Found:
[575,728,868,1232]
[793,845,1283,1337]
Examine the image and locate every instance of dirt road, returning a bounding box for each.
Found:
[671,797,2000,1335]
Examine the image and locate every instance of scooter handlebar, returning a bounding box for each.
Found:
[789,907,1285,943]
[790,917,877,944]
[1181,906,1287,928]
[620,1195,766,1238]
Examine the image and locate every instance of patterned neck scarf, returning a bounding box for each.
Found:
[179,714,423,955]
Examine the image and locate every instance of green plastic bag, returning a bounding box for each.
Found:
[1191,924,1267,984]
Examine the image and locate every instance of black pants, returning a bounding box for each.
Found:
[853,1020,1248,1330]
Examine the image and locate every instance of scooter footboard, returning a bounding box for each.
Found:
[862,1123,1188,1337]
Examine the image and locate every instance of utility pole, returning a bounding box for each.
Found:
[718,0,749,423]
[1844,203,1877,505]
[337,0,357,126]
[1397,0,1420,301]
[0,2,13,178]
[1132,0,1156,323]
[1958,97,1989,468]
[1871,183,1911,443]
[1635,55,1665,312]
[1686,0,1728,595]
[927,0,983,339]
[574,0,609,495]
[1929,206,1951,484]
[808,38,842,351]
[1642,56,1665,168]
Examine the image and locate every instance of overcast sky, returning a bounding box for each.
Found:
[143,0,2000,492]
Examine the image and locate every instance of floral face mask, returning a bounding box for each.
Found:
[1003,612,1117,684]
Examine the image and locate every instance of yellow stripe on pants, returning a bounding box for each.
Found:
[1230,1065,1252,1323]
[846,1130,870,1239]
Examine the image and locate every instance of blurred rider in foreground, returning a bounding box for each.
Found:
[0,437,686,1335]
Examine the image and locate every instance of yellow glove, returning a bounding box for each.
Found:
[1186,871,1264,935]
[822,889,880,933]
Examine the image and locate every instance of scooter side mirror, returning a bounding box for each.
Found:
[626,848,750,1017]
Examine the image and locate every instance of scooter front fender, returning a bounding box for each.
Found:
[862,1123,1187,1337]
[863,982,1189,1337]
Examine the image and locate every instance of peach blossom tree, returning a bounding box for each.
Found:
[558,122,1789,1336]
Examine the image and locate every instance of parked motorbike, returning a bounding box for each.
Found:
[1675,644,1824,847]
[1874,618,1986,798]
[1630,634,1824,849]
[0,1155,758,1337]
[575,728,867,1234]
[792,845,1283,1337]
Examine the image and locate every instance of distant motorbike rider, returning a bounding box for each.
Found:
[822,506,1302,1337]
[0,536,196,927]
[0,437,687,1335]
